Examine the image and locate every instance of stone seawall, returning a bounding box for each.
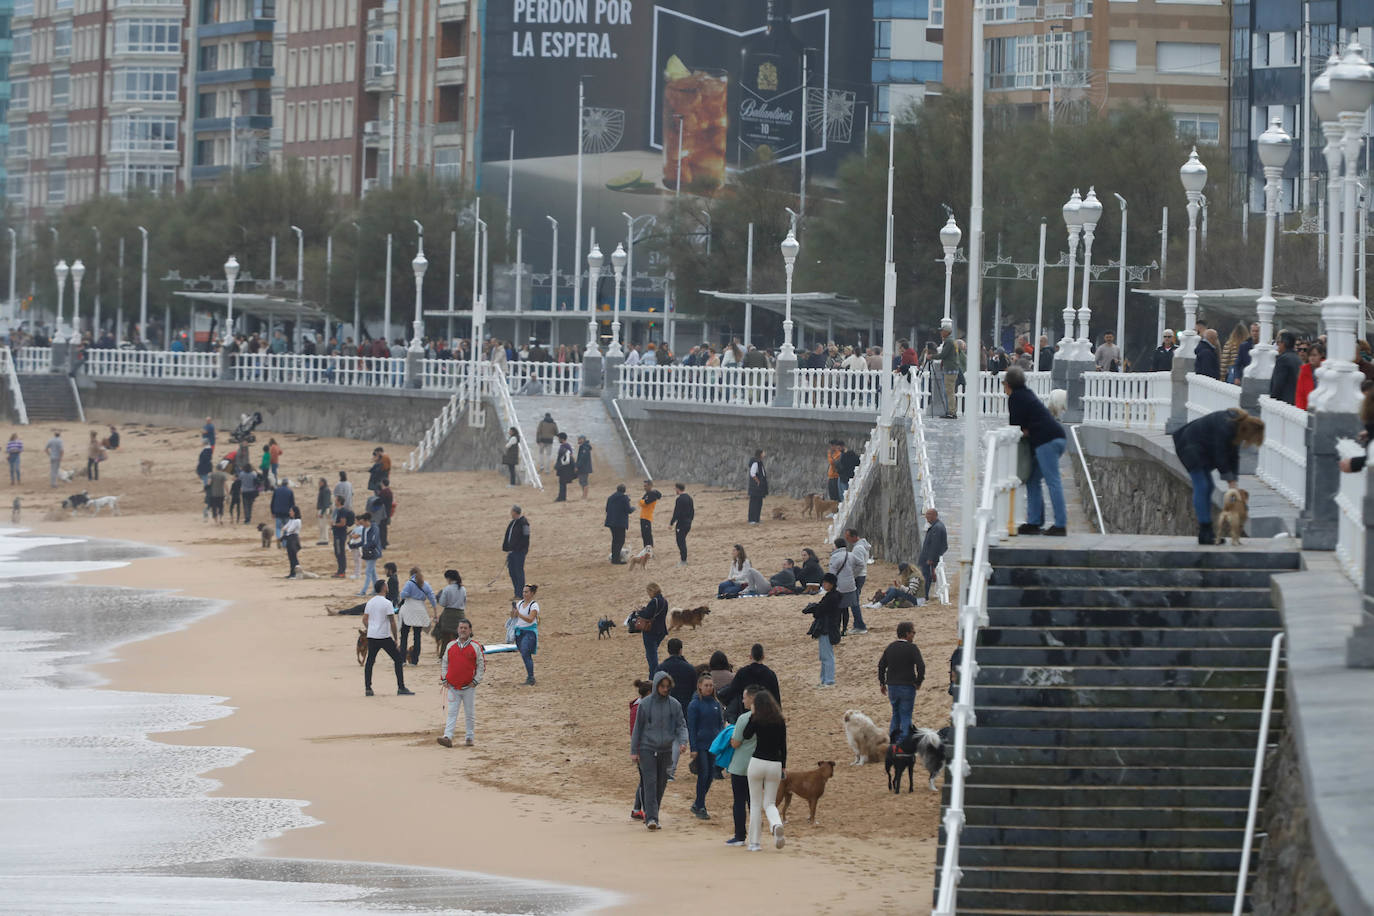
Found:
[1250,730,1340,916]
[848,421,923,563]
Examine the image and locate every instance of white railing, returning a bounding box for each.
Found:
[828,426,882,542]
[934,425,1024,916]
[83,348,221,380]
[1186,372,1241,423]
[617,364,776,406]
[507,360,581,396]
[232,353,407,388]
[0,348,29,424]
[15,346,51,373]
[406,377,469,471]
[611,398,653,480]
[792,368,883,413]
[1234,632,1285,916]
[1081,370,1171,430]
[487,368,543,490]
[1335,438,1367,586]
[420,358,471,391]
[961,370,1053,417]
[1068,424,1106,533]
[902,377,951,605]
[1256,395,1307,508]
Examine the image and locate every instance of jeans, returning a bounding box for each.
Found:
[507,464,517,485]
[920,561,937,599]
[358,556,378,595]
[609,526,626,562]
[1025,437,1068,528]
[284,534,300,574]
[557,477,568,501]
[642,631,665,677]
[49,457,61,488]
[515,629,537,679]
[444,686,475,741]
[274,515,287,541]
[852,578,868,630]
[638,748,673,824]
[731,773,750,841]
[332,531,347,574]
[7,454,18,484]
[887,684,916,743]
[537,442,552,471]
[746,758,783,847]
[675,524,690,562]
[1190,469,1215,524]
[87,458,99,480]
[818,635,835,685]
[879,587,920,606]
[840,590,865,633]
[400,623,426,665]
[718,580,747,599]
[693,750,716,810]
[507,550,526,600]
[364,636,406,690]
[837,477,849,501]
[242,493,256,524]
[640,518,654,548]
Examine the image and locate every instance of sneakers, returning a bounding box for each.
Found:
[365,687,374,696]
[747,844,762,851]
[851,628,868,636]
[691,806,710,821]
[525,676,536,686]
[725,837,746,847]
[437,736,453,748]
[677,560,687,567]
[863,602,881,609]
[646,820,660,831]
[1044,526,1067,537]
[631,809,645,820]
[773,823,785,849]
[465,737,474,746]
[1016,523,1042,535]
[398,687,415,696]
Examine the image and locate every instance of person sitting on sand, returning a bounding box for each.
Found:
[768,559,802,593]
[717,545,755,599]
[797,549,824,589]
[867,562,924,609]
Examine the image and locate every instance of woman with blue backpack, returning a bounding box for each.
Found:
[687,673,725,821]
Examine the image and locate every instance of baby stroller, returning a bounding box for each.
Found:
[229,411,263,444]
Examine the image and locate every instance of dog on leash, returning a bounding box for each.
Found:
[257,523,273,548]
[356,629,368,665]
[668,606,711,631]
[596,617,617,639]
[1216,488,1250,545]
[842,710,889,765]
[628,544,654,570]
[11,498,20,524]
[886,727,952,793]
[86,495,121,517]
[778,761,837,825]
[139,459,155,476]
[62,491,90,514]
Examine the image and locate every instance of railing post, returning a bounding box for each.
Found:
[1348,457,1374,667]
[1300,408,1359,550]
[774,353,797,407]
[1166,352,1197,433]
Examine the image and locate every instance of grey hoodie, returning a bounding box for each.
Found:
[630,670,688,755]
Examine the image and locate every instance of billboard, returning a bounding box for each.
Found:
[480,1,873,297]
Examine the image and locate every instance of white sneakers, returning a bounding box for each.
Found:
[773,823,785,849]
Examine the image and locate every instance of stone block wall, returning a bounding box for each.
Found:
[423,406,509,474]
[1250,730,1340,916]
[1071,453,1196,536]
[848,421,923,564]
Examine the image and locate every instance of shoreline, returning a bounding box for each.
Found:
[34,512,934,914]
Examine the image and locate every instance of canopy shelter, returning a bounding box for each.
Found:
[173,290,336,347]
[697,291,868,327]
[1132,288,1337,337]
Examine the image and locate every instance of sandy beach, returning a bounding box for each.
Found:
[17,413,953,913]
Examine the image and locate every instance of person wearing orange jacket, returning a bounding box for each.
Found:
[638,479,662,549]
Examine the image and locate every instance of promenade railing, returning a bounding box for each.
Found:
[506,360,581,396]
[231,353,407,388]
[618,365,776,406]
[420,358,472,390]
[1255,395,1307,508]
[933,425,1023,916]
[792,368,882,413]
[901,377,951,605]
[84,349,221,380]
[15,347,51,373]
[963,370,1053,416]
[0,348,29,424]
[828,424,881,542]
[405,376,470,472]
[487,368,543,490]
[1185,373,1241,423]
[1081,370,1171,430]
[1335,438,1367,586]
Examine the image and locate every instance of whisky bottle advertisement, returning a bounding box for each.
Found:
[739,0,804,161]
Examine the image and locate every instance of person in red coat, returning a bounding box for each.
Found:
[1295,343,1324,410]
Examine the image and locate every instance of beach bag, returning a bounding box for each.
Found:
[709,724,736,770]
[504,617,518,643]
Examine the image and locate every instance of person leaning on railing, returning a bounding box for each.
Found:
[1004,366,1069,537]
[1170,407,1265,545]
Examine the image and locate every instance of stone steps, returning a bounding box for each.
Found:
[17,374,81,421]
[511,394,630,480]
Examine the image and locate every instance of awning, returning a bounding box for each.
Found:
[172,291,336,322]
[697,291,870,326]
[1130,287,1344,336]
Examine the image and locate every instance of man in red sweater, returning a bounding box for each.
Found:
[438,620,485,747]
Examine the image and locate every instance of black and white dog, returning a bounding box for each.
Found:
[886,727,952,793]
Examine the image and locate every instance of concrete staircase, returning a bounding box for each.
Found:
[511,395,631,480]
[17,374,83,422]
[937,537,1297,914]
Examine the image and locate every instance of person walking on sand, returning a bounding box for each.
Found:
[802,574,844,688]
[196,441,214,488]
[7,433,22,485]
[362,578,414,697]
[270,478,296,545]
[747,449,767,525]
[535,412,559,473]
[266,438,282,479]
[202,416,216,447]
[45,430,64,488]
[330,495,354,578]
[438,619,484,747]
[742,689,788,851]
[687,672,725,821]
[917,509,947,604]
[633,582,670,676]
[604,483,632,564]
[238,466,260,524]
[510,583,540,686]
[553,433,576,502]
[629,678,654,821]
[724,684,762,846]
[434,569,467,656]
[501,504,530,599]
[397,567,439,666]
[333,470,353,511]
[668,482,694,567]
[315,479,332,545]
[86,430,105,481]
[355,513,382,595]
[638,479,661,549]
[630,670,689,831]
[207,465,228,525]
[501,427,521,487]
[281,506,303,576]
[576,435,593,499]
[878,621,926,744]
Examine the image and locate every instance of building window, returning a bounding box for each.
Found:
[113,67,180,101]
[366,29,395,77]
[435,147,461,183]
[199,45,219,71]
[875,84,891,119]
[50,121,68,156]
[929,0,942,27]
[116,19,182,54]
[52,73,70,107]
[198,92,216,117]
[54,22,72,57]
[1108,40,1136,73]
[1174,112,1220,145]
[116,115,178,152]
[13,0,32,17]
[10,78,27,110]
[253,0,276,17]
[10,124,26,158]
[1156,42,1222,76]
[1252,31,1298,70]
[7,175,23,205]
[242,39,272,69]
[874,20,891,60]
[13,31,29,62]
[239,88,271,116]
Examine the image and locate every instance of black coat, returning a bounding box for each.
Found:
[604,491,632,529]
[1037,346,1055,371]
[502,515,530,553]
[1194,339,1220,380]
[669,492,695,529]
[1172,408,1245,482]
[635,593,669,641]
[576,442,593,473]
[1007,386,1066,449]
[748,458,768,498]
[802,588,844,644]
[656,654,698,709]
[1151,345,1177,372]
[1270,350,1301,404]
[798,557,824,585]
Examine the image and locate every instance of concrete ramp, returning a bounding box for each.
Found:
[511,395,630,480]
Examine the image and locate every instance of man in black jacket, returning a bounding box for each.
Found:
[604,484,632,564]
[1194,328,1221,379]
[1005,366,1069,535]
[668,482,694,566]
[501,505,530,599]
[1151,329,1178,371]
[917,508,948,602]
[802,574,844,687]
[719,643,781,719]
[656,638,697,710]
[878,621,926,743]
[1037,335,1055,371]
[1270,330,1301,405]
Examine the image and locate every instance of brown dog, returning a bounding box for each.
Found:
[139,459,155,476]
[257,523,273,548]
[628,545,654,570]
[355,629,367,665]
[813,497,840,518]
[668,605,711,631]
[1216,488,1250,545]
[800,493,821,517]
[771,507,788,520]
[778,760,837,824]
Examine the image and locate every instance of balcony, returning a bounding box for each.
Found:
[433,121,464,147]
[364,64,395,93]
[363,120,391,147]
[435,55,466,86]
[438,0,465,22]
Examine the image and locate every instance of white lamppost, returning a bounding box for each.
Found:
[410,243,428,352]
[70,259,84,342]
[1113,193,1128,369]
[137,226,148,345]
[224,255,240,340]
[290,225,304,352]
[54,259,69,342]
[780,228,799,358]
[1313,51,1343,301]
[587,242,604,328]
[545,215,558,314]
[1075,186,1103,359]
[1177,147,1208,360]
[607,243,626,358]
[4,227,15,335]
[1312,40,1374,414]
[1248,118,1292,383]
[1058,190,1082,356]
[940,215,961,330]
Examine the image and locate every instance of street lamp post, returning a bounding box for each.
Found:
[1177,148,1207,360]
[546,215,558,316]
[122,106,144,197]
[91,227,102,340]
[70,259,84,343]
[673,114,684,198]
[1075,186,1103,360]
[410,221,425,351]
[1245,118,1292,393]
[1113,194,1127,370]
[225,255,240,337]
[136,226,148,347]
[1314,51,1343,301]
[3,228,15,337]
[1058,190,1082,355]
[939,215,962,330]
[290,225,304,352]
[53,260,69,361]
[880,112,898,463]
[586,243,603,354]
[607,243,626,359]
[780,229,799,358]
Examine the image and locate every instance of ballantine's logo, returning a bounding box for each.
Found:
[740,98,794,123]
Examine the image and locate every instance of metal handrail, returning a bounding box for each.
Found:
[488,367,543,490]
[1233,632,1285,916]
[611,398,653,480]
[406,377,469,471]
[0,348,28,424]
[829,429,881,541]
[1069,424,1106,533]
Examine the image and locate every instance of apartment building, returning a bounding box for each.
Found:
[1231,6,1373,214]
[874,0,944,120]
[0,0,12,197]
[8,0,186,217]
[360,0,475,193]
[184,0,274,185]
[939,0,1229,147]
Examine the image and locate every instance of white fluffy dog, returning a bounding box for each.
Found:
[842,709,889,765]
[1047,388,1068,418]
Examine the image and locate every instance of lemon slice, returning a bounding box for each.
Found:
[664,54,691,81]
[606,169,644,191]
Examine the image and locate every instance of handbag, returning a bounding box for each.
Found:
[1017,438,1034,483]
